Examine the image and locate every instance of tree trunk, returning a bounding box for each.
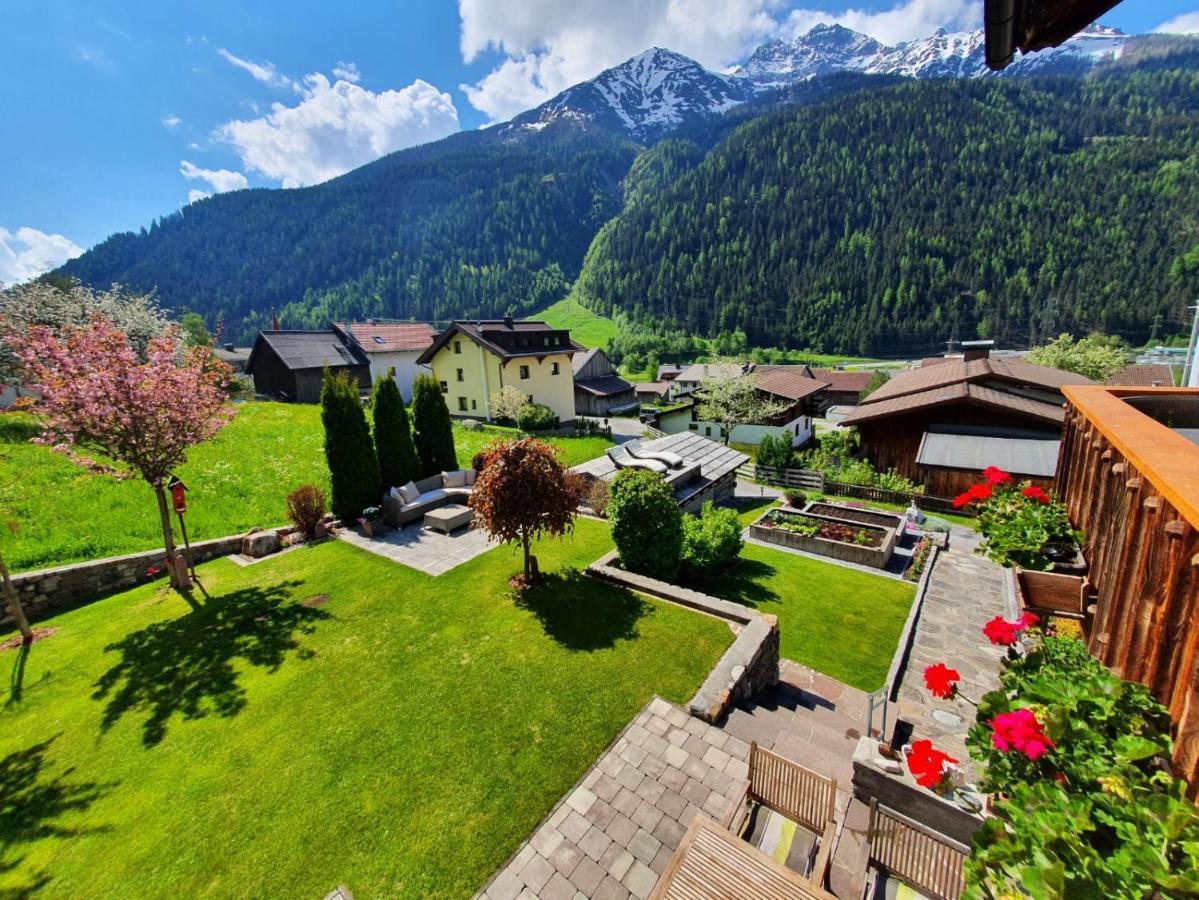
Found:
[0,550,32,644]
[153,482,182,589]
[522,531,539,582]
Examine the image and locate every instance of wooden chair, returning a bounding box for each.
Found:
[721,741,838,887]
[862,799,968,900]
[1015,569,1092,622]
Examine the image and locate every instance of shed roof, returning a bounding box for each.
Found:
[635,381,671,395]
[570,432,747,506]
[752,367,828,402]
[812,370,873,392]
[917,429,1060,477]
[574,374,634,397]
[246,330,369,373]
[335,322,436,353]
[1107,365,1175,387]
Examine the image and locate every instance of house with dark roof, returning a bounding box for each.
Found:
[245,330,372,403]
[812,369,874,408]
[332,321,436,400]
[840,344,1092,496]
[571,348,637,417]
[415,317,584,423]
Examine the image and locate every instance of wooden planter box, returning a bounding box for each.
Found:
[750,510,896,569]
[359,519,388,538]
[804,501,906,541]
[1044,542,1088,576]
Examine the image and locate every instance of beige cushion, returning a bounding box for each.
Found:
[399,481,421,504]
[465,468,477,486]
[443,469,467,489]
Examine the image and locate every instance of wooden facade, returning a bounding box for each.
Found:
[572,348,636,417]
[1056,386,1199,788]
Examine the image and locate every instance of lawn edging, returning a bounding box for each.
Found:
[1,525,292,626]
[584,549,780,723]
[882,543,940,703]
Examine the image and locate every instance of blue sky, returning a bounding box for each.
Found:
[2,0,1196,285]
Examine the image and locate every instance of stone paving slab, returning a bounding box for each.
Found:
[477,697,749,900]
[336,520,495,575]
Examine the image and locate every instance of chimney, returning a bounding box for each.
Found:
[271,308,280,331]
[961,339,994,362]
[503,314,514,329]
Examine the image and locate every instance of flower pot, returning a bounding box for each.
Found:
[1043,541,1087,576]
[360,519,386,538]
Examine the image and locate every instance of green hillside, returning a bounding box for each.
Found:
[538,296,618,347]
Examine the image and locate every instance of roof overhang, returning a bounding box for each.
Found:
[985,0,1124,71]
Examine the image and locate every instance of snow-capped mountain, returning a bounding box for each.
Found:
[504,48,745,142]
[503,24,1132,141]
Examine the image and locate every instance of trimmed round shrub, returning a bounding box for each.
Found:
[784,489,807,509]
[680,502,743,578]
[517,402,558,432]
[608,469,682,580]
[285,484,327,537]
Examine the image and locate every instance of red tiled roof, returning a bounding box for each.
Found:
[337,322,437,353]
[812,369,873,391]
[635,381,670,394]
[862,357,1090,404]
[752,367,828,402]
[1107,365,1175,387]
[841,382,1065,426]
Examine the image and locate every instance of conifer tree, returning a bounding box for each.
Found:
[371,377,419,492]
[411,374,458,476]
[321,370,379,522]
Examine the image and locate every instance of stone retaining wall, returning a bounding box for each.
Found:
[2,527,291,625]
[584,549,780,723]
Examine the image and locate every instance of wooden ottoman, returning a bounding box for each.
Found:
[423,503,474,534]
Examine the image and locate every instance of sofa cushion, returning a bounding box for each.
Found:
[387,486,402,501]
[443,469,467,489]
[465,468,477,486]
[399,481,421,504]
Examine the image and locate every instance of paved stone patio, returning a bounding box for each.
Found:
[337,520,495,575]
[477,697,749,900]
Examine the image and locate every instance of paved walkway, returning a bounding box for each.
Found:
[336,520,494,575]
[892,530,1011,777]
[478,698,749,900]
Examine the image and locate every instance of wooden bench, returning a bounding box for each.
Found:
[722,742,838,887]
[651,816,838,900]
[863,799,968,900]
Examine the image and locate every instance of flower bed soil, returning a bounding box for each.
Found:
[750,509,896,569]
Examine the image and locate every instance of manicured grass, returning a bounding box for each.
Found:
[0,403,615,573]
[451,422,613,469]
[700,542,914,691]
[538,297,618,348]
[0,519,730,898]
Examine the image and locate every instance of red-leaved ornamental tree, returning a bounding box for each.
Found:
[9,315,234,587]
[469,437,584,585]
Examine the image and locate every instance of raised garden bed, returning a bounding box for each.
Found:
[750,508,896,568]
[804,501,905,538]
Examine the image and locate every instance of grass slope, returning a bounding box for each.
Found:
[0,519,729,898]
[0,403,614,572]
[702,541,914,691]
[538,297,618,348]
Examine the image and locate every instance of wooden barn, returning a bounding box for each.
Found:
[245,330,372,403]
[572,348,637,417]
[841,344,1091,497]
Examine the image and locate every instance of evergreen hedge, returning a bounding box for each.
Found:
[320,370,379,523]
[371,377,419,492]
[411,374,457,477]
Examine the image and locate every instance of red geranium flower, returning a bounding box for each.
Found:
[983,615,1022,646]
[983,466,1011,486]
[990,708,1054,761]
[906,739,958,789]
[952,482,994,508]
[1018,612,1040,630]
[1022,485,1049,504]
[923,662,961,699]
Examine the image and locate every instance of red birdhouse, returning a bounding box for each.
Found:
[167,475,188,515]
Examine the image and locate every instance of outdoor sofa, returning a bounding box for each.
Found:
[381,469,476,527]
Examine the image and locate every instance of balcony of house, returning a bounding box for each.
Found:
[1055,385,1199,786]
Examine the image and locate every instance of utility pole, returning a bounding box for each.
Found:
[1184,303,1199,388]
[1148,313,1162,347]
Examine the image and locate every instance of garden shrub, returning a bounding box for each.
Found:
[586,478,610,517]
[321,370,380,523]
[608,469,682,580]
[783,489,807,508]
[756,433,793,470]
[285,484,327,537]
[411,374,457,477]
[680,502,743,578]
[517,402,557,432]
[371,376,419,492]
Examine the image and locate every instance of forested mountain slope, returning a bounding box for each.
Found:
[572,67,1199,355]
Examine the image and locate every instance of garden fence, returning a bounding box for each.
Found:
[736,464,970,517]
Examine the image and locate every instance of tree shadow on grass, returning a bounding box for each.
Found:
[92,580,330,746]
[515,569,649,651]
[0,735,112,897]
[694,558,780,609]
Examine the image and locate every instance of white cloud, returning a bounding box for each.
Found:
[216,48,297,90]
[187,189,211,204]
[457,0,780,121]
[782,0,974,45]
[179,160,248,194]
[215,73,459,187]
[0,227,83,287]
[1156,12,1199,34]
[161,114,182,130]
[332,60,361,83]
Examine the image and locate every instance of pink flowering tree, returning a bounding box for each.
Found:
[8,315,233,588]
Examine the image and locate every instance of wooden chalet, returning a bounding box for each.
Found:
[1056,386,1199,789]
[812,369,873,408]
[572,348,637,417]
[841,344,1091,496]
[245,330,371,403]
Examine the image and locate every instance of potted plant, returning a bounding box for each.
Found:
[358,506,386,538]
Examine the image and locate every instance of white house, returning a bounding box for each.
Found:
[333,322,437,400]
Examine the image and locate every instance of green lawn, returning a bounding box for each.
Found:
[0,403,614,573]
[700,542,914,691]
[537,297,618,348]
[0,519,730,898]
[451,422,613,469]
